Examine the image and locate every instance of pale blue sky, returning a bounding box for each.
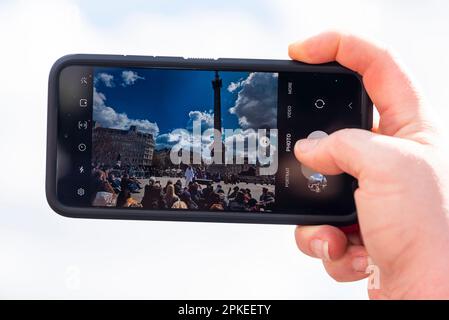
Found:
[72,0,279,28]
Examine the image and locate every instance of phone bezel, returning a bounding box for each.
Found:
[46,54,372,225]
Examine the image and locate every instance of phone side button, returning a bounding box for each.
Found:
[154,56,185,61]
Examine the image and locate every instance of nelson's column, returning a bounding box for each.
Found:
[211,71,224,164]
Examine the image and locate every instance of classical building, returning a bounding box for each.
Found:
[92,124,155,168]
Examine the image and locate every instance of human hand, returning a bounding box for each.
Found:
[289,32,449,299]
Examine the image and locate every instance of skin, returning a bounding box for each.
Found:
[289,32,449,299]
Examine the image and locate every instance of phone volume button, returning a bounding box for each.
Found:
[185,57,217,61]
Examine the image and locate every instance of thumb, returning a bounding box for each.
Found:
[294,128,406,179]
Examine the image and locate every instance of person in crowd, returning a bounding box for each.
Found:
[260,187,269,200]
[242,189,252,203]
[163,180,173,194]
[128,175,143,191]
[92,170,113,193]
[202,184,213,198]
[259,187,275,211]
[107,173,121,193]
[188,182,202,203]
[148,176,156,186]
[116,189,142,208]
[179,191,198,210]
[174,179,183,195]
[209,192,225,211]
[247,198,259,212]
[210,203,224,210]
[215,184,223,194]
[91,169,116,206]
[171,199,188,209]
[228,186,240,199]
[216,189,228,208]
[120,173,131,192]
[116,172,139,193]
[184,165,195,185]
[141,181,167,209]
[164,184,180,208]
[228,191,247,211]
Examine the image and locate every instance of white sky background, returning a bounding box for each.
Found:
[0,0,448,299]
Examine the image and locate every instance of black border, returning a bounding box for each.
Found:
[0,300,442,316]
[46,54,373,225]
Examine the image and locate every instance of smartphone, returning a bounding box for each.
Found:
[46,54,372,225]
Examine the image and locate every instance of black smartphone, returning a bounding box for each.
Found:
[46,54,372,225]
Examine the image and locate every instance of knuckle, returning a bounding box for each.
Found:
[363,141,432,189]
[328,129,356,153]
[381,47,396,61]
[384,143,427,173]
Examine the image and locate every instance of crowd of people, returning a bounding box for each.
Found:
[137,178,275,212]
[90,166,275,212]
[150,165,274,185]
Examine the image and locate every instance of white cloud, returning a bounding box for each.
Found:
[227,79,244,92]
[95,72,115,87]
[156,110,214,150]
[187,110,214,130]
[156,131,185,149]
[121,70,145,86]
[229,72,278,129]
[93,88,159,136]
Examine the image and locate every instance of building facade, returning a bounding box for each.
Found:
[92,124,155,168]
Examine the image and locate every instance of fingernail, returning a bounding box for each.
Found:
[295,139,320,153]
[352,256,369,273]
[310,239,331,261]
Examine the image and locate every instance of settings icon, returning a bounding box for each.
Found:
[76,188,85,197]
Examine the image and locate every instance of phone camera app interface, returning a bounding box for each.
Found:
[57,66,362,216]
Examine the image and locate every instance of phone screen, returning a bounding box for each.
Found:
[57,65,361,215]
